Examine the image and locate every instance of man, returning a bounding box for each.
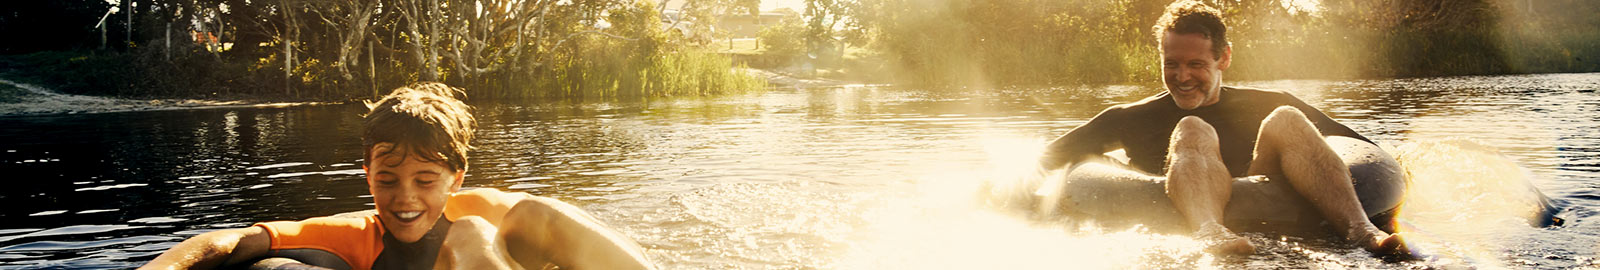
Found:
[1037,0,1406,254]
[140,83,655,269]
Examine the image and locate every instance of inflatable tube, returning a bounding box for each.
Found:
[243,258,334,270]
[1040,136,1407,233]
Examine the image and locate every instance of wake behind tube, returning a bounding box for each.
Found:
[1042,136,1408,233]
[1042,136,1566,233]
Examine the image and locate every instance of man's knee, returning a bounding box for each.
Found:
[1262,106,1317,134]
[1172,116,1221,153]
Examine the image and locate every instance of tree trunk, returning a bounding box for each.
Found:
[126,0,133,51]
[369,40,377,98]
[282,0,297,96]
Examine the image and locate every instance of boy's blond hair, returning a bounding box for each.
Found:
[362,82,476,172]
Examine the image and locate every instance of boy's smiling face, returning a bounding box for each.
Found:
[365,142,463,243]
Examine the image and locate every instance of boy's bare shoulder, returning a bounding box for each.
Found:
[331,209,378,218]
[452,188,532,202]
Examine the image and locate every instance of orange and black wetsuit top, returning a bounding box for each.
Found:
[1042,86,1373,177]
[254,191,504,270]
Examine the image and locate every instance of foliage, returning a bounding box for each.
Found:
[534,0,765,98]
[758,16,809,59]
[0,1,115,53]
[848,0,1166,87]
[0,45,263,98]
[844,0,1600,87]
[0,0,766,100]
[6,0,1598,94]
[663,0,762,44]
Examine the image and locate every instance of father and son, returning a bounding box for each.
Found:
[140,0,1408,269]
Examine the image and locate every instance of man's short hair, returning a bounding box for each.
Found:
[362,82,476,172]
[1153,0,1228,59]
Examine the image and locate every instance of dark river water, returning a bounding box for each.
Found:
[1,73,1598,269]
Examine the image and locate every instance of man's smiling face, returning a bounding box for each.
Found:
[1161,31,1230,110]
[365,142,463,243]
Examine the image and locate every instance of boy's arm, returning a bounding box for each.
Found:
[139,226,271,270]
[449,188,653,269]
[446,188,530,225]
[500,196,655,270]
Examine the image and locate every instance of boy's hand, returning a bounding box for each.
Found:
[139,227,270,270]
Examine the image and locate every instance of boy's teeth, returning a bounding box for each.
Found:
[396,211,421,219]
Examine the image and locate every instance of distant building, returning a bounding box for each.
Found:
[718,11,793,38]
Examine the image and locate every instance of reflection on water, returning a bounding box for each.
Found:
[0,73,1598,269]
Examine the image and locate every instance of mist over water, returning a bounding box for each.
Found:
[1,73,1598,269]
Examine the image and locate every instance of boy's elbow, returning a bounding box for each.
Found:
[138,232,233,270]
[189,230,250,266]
[141,228,265,270]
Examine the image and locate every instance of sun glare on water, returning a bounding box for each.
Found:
[833,135,1216,269]
[836,130,1561,268]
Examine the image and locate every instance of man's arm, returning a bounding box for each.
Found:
[139,226,271,270]
[1039,106,1124,171]
[1032,107,1125,215]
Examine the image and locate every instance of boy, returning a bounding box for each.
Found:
[140,83,654,269]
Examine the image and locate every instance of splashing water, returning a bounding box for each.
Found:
[968,135,1568,268]
[1390,138,1560,267]
[841,147,1218,270]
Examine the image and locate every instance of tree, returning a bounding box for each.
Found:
[306,0,385,82]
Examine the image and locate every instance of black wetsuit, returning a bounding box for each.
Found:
[1042,86,1373,177]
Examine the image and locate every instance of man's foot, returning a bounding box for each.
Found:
[1366,232,1411,256]
[1351,227,1411,256]
[1196,222,1256,254]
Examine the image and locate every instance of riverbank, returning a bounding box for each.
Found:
[0,67,827,117]
[0,78,334,117]
[744,68,865,89]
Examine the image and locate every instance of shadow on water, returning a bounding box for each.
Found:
[0,73,1598,269]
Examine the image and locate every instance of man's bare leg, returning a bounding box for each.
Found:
[1166,116,1255,254]
[1249,106,1406,254]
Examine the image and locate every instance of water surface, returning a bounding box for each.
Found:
[1,73,1597,269]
